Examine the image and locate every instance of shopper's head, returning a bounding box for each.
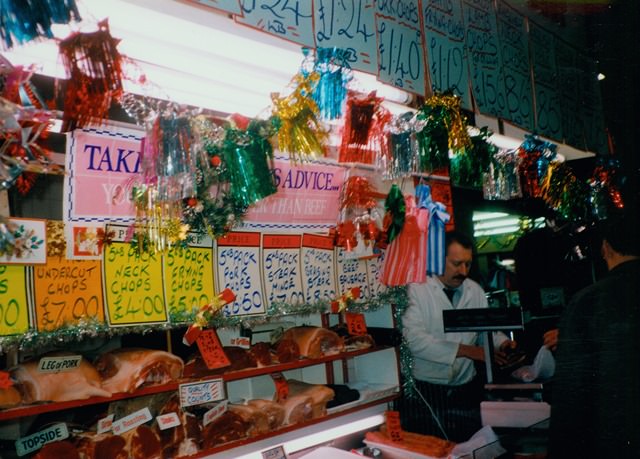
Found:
[440,231,475,288]
[599,208,640,269]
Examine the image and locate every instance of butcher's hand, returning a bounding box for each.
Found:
[493,340,518,366]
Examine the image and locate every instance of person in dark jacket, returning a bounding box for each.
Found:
[548,211,640,458]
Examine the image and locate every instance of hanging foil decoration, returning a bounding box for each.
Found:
[517,134,557,198]
[384,112,418,180]
[482,148,522,200]
[0,0,81,49]
[182,115,247,239]
[540,161,589,221]
[588,156,625,220]
[450,126,496,189]
[312,47,352,120]
[271,73,327,161]
[130,110,208,253]
[221,118,278,208]
[336,176,381,254]
[383,184,406,245]
[0,62,54,193]
[339,91,391,164]
[415,92,471,173]
[59,19,124,131]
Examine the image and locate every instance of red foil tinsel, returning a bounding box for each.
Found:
[59,19,124,131]
[339,91,391,164]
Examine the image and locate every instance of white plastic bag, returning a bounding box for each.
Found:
[511,345,556,382]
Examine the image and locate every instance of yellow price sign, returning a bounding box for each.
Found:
[33,257,105,331]
[0,265,30,336]
[163,245,215,319]
[103,242,168,326]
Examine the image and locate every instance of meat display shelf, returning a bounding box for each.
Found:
[188,395,398,459]
[0,345,394,422]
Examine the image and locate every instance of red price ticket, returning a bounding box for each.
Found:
[386,410,403,442]
[345,312,368,336]
[271,373,289,402]
[196,329,231,370]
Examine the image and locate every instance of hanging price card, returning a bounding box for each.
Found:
[376,1,426,96]
[236,0,315,47]
[554,39,583,149]
[345,312,368,336]
[386,410,403,442]
[103,236,168,326]
[190,0,241,15]
[529,22,563,141]
[262,234,304,306]
[301,234,337,303]
[0,265,29,337]
[496,0,534,131]
[196,329,231,370]
[422,0,472,109]
[163,234,215,319]
[462,0,508,119]
[313,0,377,74]
[216,232,265,316]
[336,248,371,300]
[33,257,104,331]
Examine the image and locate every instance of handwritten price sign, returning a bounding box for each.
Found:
[529,22,562,141]
[422,0,472,109]
[314,0,377,74]
[196,329,231,370]
[262,234,304,306]
[366,249,386,298]
[237,0,315,47]
[345,312,368,336]
[0,265,29,336]
[336,248,371,300]
[103,241,168,326]
[301,234,336,303]
[216,232,266,316]
[376,6,426,96]
[463,0,508,119]
[190,0,242,15]
[496,0,534,130]
[164,236,215,318]
[33,258,104,331]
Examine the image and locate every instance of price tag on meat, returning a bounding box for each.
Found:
[216,232,266,316]
[112,407,153,435]
[97,414,114,434]
[0,265,30,337]
[271,373,289,402]
[15,422,69,456]
[103,238,168,326]
[179,379,225,407]
[38,355,83,373]
[196,329,230,370]
[157,412,181,430]
[386,410,403,442]
[262,445,287,459]
[345,312,368,336]
[33,257,105,332]
[203,400,228,427]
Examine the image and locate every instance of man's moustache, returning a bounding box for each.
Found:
[454,275,467,280]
